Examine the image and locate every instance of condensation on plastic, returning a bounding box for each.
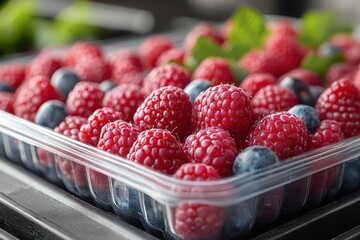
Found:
[1,107,360,240]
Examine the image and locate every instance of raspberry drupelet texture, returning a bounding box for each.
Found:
[133,86,192,141]
[183,127,238,177]
[247,111,309,160]
[26,53,62,80]
[0,64,26,89]
[240,73,276,97]
[54,116,87,140]
[326,63,355,84]
[127,129,188,175]
[315,79,360,138]
[74,57,111,83]
[142,64,191,96]
[102,84,145,122]
[139,36,174,69]
[194,84,253,135]
[66,82,105,118]
[62,41,103,67]
[310,120,344,150]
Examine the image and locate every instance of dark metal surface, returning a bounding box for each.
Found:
[0,158,158,240]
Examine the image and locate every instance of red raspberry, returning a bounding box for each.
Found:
[265,35,305,77]
[97,120,141,157]
[221,19,233,39]
[240,73,276,97]
[239,49,278,76]
[184,23,224,51]
[74,57,111,83]
[192,57,235,85]
[102,84,145,122]
[268,19,298,38]
[326,63,355,84]
[0,92,14,113]
[139,36,174,69]
[156,48,185,66]
[127,129,188,175]
[13,76,64,121]
[183,127,238,177]
[111,59,143,85]
[344,43,360,66]
[280,68,322,87]
[142,64,191,96]
[194,84,253,135]
[0,64,26,89]
[329,33,356,53]
[109,49,142,69]
[247,112,309,160]
[315,79,360,138]
[78,107,123,146]
[133,86,192,141]
[55,116,87,187]
[251,85,299,120]
[54,116,87,140]
[310,120,344,150]
[62,41,103,67]
[173,163,224,239]
[66,82,105,118]
[26,53,62,80]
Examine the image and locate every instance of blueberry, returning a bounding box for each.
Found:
[35,100,68,129]
[100,80,117,92]
[319,43,342,57]
[184,79,213,108]
[341,157,360,193]
[233,146,279,175]
[279,77,315,106]
[288,105,320,133]
[309,86,324,106]
[112,181,141,222]
[51,68,81,99]
[0,82,15,93]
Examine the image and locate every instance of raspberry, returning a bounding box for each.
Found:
[183,127,238,177]
[139,36,174,69]
[142,64,191,96]
[26,53,62,80]
[109,49,142,70]
[221,19,233,39]
[194,84,253,135]
[280,68,322,87]
[97,120,141,157]
[247,112,309,160]
[173,163,224,239]
[78,107,123,146]
[66,82,105,118]
[74,57,111,83]
[62,41,103,67]
[251,85,299,120]
[239,49,278,76]
[133,86,192,140]
[192,57,235,85]
[127,129,188,175]
[0,92,14,113]
[54,116,87,140]
[310,120,344,150]
[344,43,360,66]
[265,35,305,77]
[13,76,64,122]
[0,64,26,89]
[315,79,360,138]
[240,73,276,97]
[156,48,185,66]
[111,59,143,85]
[329,33,356,53]
[268,19,298,38]
[102,84,145,122]
[326,63,355,84]
[184,23,224,51]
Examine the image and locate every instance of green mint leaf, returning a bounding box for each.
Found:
[301,53,344,79]
[191,37,233,62]
[228,6,268,58]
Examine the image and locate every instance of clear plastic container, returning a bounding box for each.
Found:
[1,109,360,240]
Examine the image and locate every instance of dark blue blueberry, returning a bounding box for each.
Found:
[140,195,165,237]
[309,86,324,106]
[319,43,342,57]
[233,146,279,175]
[0,82,15,93]
[280,77,315,106]
[288,104,320,133]
[341,157,360,194]
[35,100,68,129]
[184,79,213,108]
[51,68,81,99]
[100,80,117,92]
